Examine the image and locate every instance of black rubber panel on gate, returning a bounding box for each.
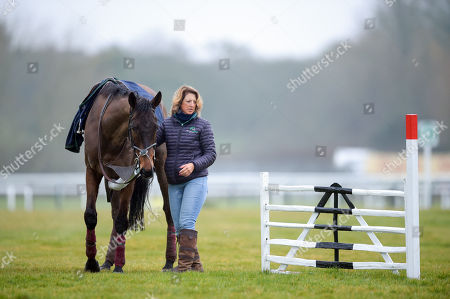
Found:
[316,260,354,269]
[314,186,353,194]
[314,207,353,215]
[315,242,354,250]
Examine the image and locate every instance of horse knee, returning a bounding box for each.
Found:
[115,214,128,235]
[84,208,97,230]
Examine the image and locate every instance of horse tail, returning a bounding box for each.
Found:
[128,176,152,231]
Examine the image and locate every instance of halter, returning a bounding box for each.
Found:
[98,92,157,191]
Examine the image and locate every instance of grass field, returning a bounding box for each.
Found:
[0,198,449,299]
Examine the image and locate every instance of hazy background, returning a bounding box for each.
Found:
[0,0,449,174]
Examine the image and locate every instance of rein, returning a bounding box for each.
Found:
[97,93,157,190]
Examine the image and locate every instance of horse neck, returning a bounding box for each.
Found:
[101,96,131,150]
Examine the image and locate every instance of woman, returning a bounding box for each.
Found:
[156,85,216,272]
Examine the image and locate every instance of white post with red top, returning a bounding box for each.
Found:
[405,114,420,279]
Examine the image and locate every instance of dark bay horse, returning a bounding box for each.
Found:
[83,81,176,273]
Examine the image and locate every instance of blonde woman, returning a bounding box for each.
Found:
[156,85,216,272]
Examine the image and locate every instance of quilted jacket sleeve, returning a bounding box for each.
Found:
[192,120,216,171]
[156,121,166,147]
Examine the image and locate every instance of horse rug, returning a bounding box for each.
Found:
[65,78,164,153]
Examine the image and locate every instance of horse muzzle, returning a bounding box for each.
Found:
[140,167,154,179]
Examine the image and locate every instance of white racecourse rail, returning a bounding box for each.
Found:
[260,114,420,279]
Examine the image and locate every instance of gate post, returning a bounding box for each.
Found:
[405,114,420,279]
[260,172,270,272]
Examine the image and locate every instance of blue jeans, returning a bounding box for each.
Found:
[168,176,208,235]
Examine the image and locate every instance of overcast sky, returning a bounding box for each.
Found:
[1,0,378,61]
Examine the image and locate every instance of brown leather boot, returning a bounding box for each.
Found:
[191,232,204,272]
[172,229,196,272]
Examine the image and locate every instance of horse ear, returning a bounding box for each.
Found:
[128,92,137,109]
[152,91,162,109]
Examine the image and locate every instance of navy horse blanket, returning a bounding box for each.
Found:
[65,78,164,153]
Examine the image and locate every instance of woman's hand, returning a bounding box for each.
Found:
[179,163,194,177]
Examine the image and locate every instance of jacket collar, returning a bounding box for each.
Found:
[173,112,197,126]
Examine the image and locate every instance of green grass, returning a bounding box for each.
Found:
[0,201,449,299]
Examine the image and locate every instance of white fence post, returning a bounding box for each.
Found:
[7,185,16,211]
[24,186,33,212]
[260,172,270,272]
[405,114,420,279]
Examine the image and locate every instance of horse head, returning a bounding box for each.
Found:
[128,91,162,179]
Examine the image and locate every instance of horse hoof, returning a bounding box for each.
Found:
[161,261,174,272]
[100,260,113,271]
[113,265,124,273]
[84,259,100,272]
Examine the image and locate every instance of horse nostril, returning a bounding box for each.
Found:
[140,168,153,178]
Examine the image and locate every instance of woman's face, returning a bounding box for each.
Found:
[180,92,197,114]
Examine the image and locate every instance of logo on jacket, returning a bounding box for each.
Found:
[187,126,199,134]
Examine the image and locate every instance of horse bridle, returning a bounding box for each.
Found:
[98,92,157,189]
[127,105,157,170]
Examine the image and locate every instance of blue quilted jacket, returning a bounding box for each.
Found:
[156,115,216,184]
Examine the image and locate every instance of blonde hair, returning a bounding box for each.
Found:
[170,85,203,116]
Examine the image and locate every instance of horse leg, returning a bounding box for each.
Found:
[155,145,176,270]
[112,182,134,273]
[100,181,120,271]
[84,167,102,272]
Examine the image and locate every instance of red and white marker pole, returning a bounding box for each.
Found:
[405,114,420,279]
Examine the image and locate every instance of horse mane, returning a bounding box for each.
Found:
[134,97,155,113]
[99,81,129,98]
